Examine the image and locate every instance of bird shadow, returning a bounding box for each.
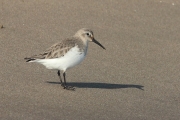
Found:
[46,81,144,90]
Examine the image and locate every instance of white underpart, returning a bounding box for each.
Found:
[33,46,87,72]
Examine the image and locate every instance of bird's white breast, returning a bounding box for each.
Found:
[36,46,87,71]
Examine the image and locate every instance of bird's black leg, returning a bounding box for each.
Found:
[63,72,67,86]
[57,70,63,84]
[63,72,75,90]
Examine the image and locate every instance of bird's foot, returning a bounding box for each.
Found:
[61,84,75,91]
[64,86,75,91]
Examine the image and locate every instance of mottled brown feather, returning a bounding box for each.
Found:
[26,37,85,61]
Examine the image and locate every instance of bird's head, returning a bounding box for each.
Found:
[74,28,106,50]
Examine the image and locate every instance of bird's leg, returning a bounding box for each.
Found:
[63,72,67,86]
[63,72,75,90]
[57,70,63,84]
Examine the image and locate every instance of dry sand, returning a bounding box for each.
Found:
[0,0,180,120]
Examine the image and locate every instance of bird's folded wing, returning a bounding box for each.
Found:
[44,42,76,59]
[28,40,77,60]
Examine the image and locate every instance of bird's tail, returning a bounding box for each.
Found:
[24,57,36,62]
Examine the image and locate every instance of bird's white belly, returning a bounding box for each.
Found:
[36,46,86,71]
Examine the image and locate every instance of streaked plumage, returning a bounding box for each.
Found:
[25,28,105,90]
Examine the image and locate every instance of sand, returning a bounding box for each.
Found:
[0,0,180,119]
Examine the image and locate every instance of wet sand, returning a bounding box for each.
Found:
[0,0,180,119]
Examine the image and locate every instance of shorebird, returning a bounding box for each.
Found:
[24,28,105,90]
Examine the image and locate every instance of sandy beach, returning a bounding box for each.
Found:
[1,0,180,119]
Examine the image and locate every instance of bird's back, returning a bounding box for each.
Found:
[24,37,85,62]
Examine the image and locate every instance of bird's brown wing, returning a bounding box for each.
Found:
[24,38,79,62]
[44,40,76,59]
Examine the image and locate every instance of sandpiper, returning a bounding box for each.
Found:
[24,28,105,90]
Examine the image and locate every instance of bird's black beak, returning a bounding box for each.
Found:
[92,38,106,50]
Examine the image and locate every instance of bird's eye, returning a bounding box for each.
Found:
[86,33,90,36]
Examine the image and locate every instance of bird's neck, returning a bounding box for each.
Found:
[73,36,88,54]
[83,41,88,56]
[81,38,89,55]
